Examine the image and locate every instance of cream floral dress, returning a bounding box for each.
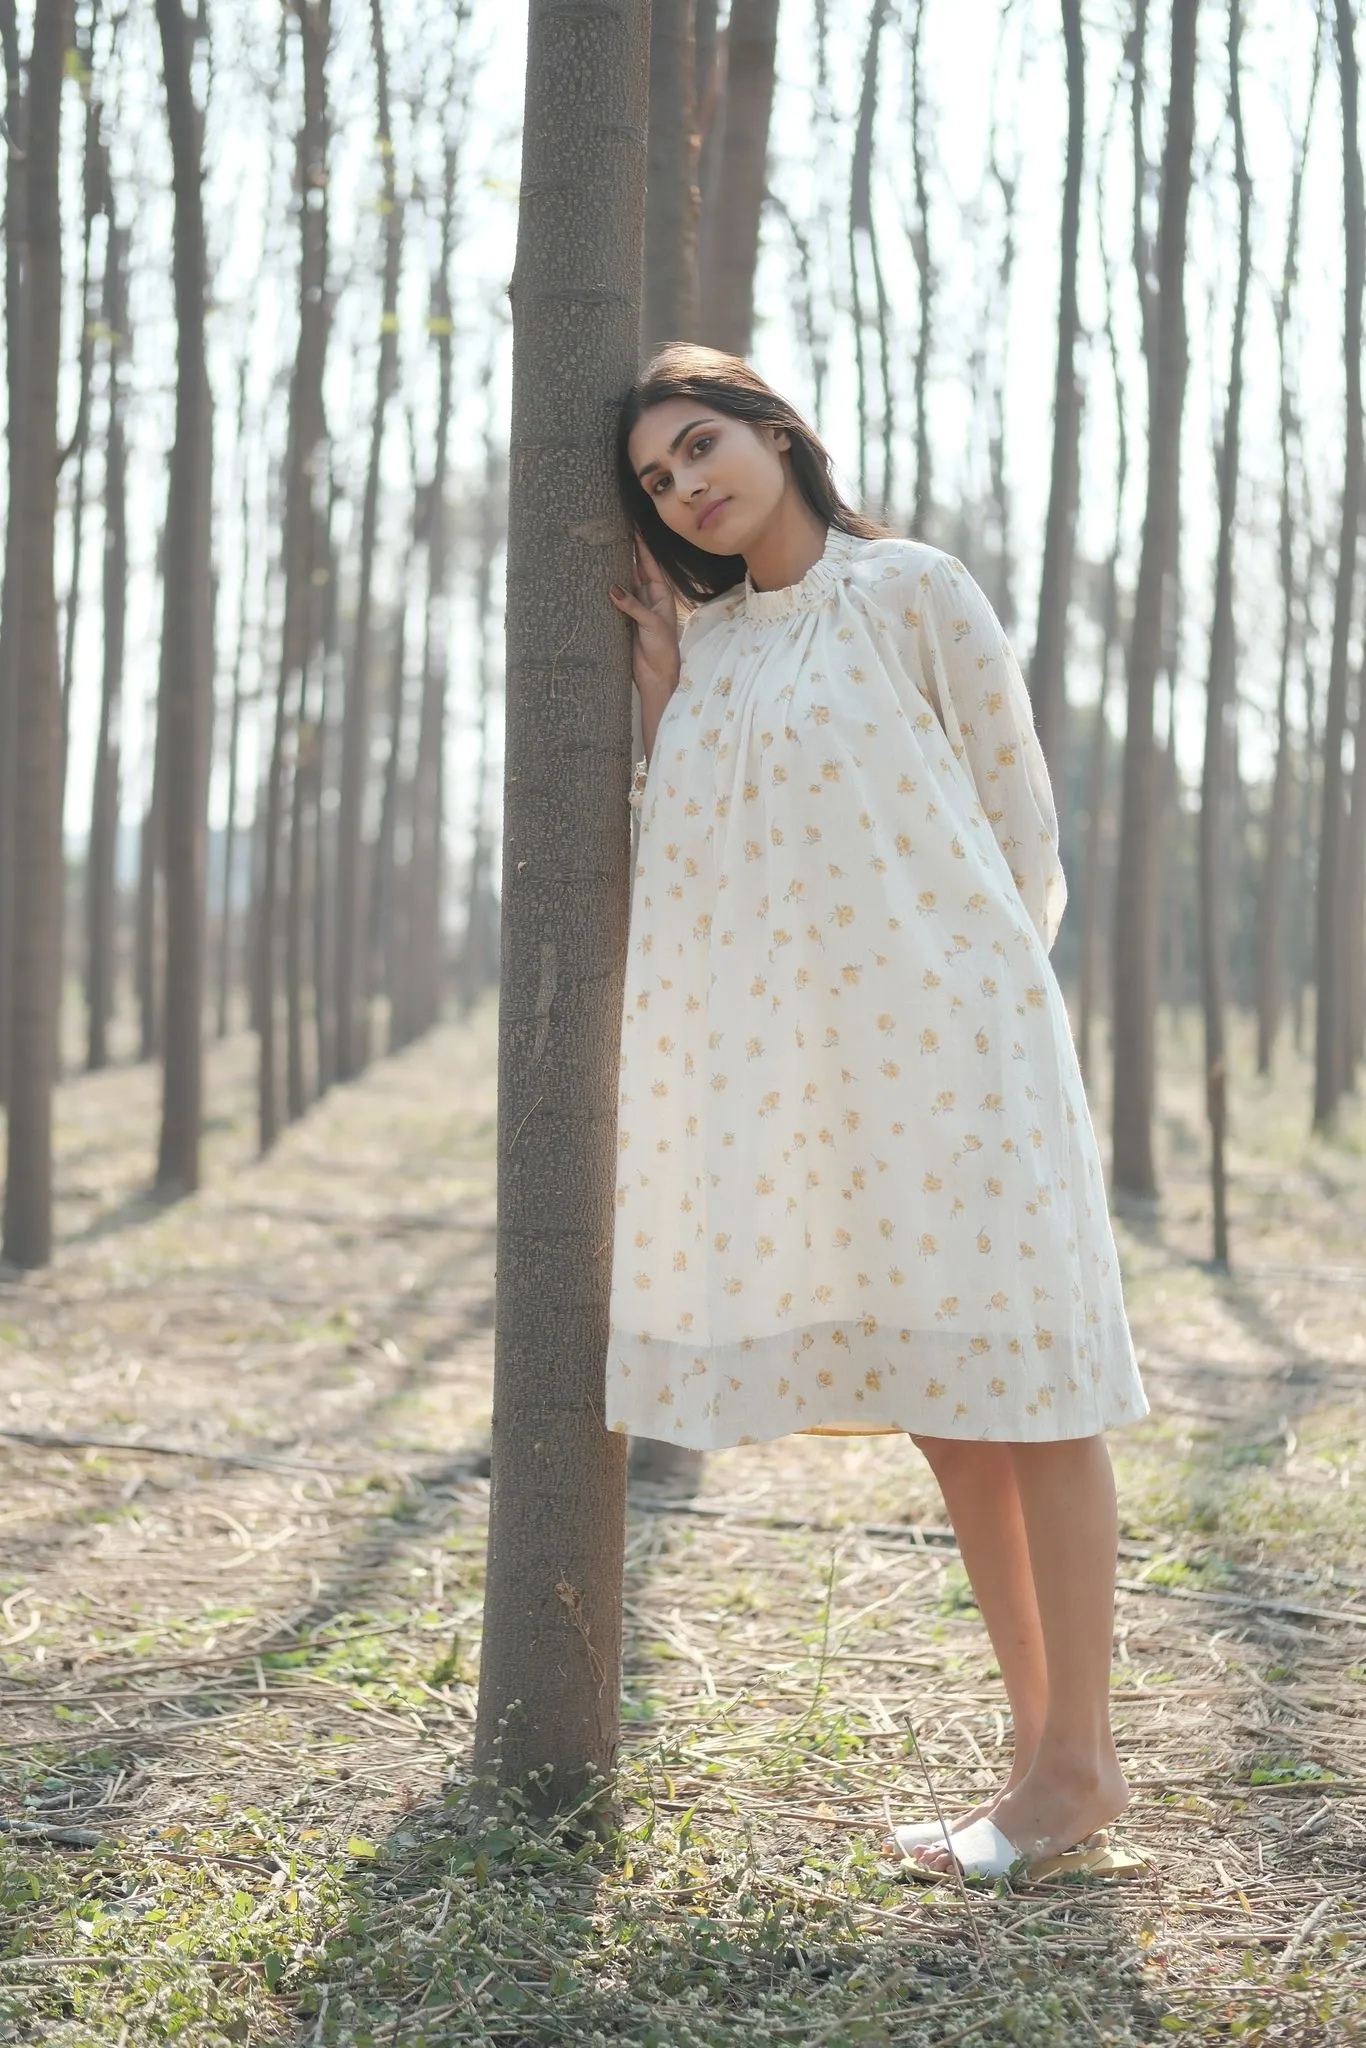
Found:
[606,526,1148,1449]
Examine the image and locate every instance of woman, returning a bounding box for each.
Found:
[606,344,1148,1886]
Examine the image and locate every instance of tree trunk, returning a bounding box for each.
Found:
[473,0,648,1813]
[154,0,213,1197]
[909,0,933,536]
[217,359,253,1041]
[1197,0,1250,1273]
[334,0,402,1084]
[1317,0,1365,1129]
[136,693,163,1063]
[0,0,29,1109]
[397,111,459,1051]
[643,0,699,355]
[1030,0,1084,774]
[2,0,65,1270]
[59,75,102,813]
[368,425,416,1029]
[1077,70,1129,1087]
[259,0,330,1156]
[698,0,778,357]
[457,385,504,1016]
[1110,0,1199,1205]
[1258,21,1323,1076]
[314,472,342,1096]
[848,0,892,516]
[87,219,129,1074]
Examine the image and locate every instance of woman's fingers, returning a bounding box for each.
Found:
[610,582,648,622]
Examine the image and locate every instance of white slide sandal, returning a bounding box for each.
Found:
[887,1818,955,1857]
[898,1816,1145,1886]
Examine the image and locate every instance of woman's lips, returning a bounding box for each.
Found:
[696,497,730,531]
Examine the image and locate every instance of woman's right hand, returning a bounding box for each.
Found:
[609,538,681,705]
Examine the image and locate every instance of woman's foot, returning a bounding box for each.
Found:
[908,1753,1129,1874]
[884,1767,1029,1856]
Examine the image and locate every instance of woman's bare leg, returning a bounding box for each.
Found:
[913,1433,1128,1870]
[904,1436,1049,1826]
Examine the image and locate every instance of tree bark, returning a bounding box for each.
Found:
[87,219,129,1074]
[0,0,29,1109]
[59,65,103,800]
[217,359,253,1041]
[473,0,648,1812]
[1197,0,1250,1272]
[154,0,214,1196]
[698,0,778,357]
[259,0,330,1156]
[334,0,402,1083]
[1030,0,1084,774]
[396,95,459,1051]
[1110,0,1199,1205]
[368,419,417,1029]
[849,0,892,516]
[1077,69,1129,1087]
[2,0,65,1269]
[1258,20,1322,1076]
[313,471,342,1096]
[457,383,504,1016]
[1316,0,1365,1129]
[643,0,699,355]
[908,0,933,536]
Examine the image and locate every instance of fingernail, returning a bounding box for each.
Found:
[609,585,624,600]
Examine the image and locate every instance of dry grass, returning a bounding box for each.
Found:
[0,999,1362,2044]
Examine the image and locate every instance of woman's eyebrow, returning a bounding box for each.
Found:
[636,417,716,482]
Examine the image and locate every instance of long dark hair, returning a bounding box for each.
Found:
[615,344,889,605]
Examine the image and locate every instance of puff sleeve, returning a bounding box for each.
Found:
[899,549,1067,955]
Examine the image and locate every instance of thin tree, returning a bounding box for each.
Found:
[849,0,893,516]
[259,0,330,1155]
[1077,69,1129,1086]
[396,67,461,1050]
[1317,0,1364,1128]
[334,0,402,1084]
[698,0,779,357]
[1258,16,1323,1074]
[643,0,700,355]
[2,0,65,1269]
[983,3,1021,630]
[135,666,163,1061]
[0,0,30,1108]
[908,0,933,535]
[155,0,214,1196]
[1030,0,1084,772]
[285,472,323,1124]
[313,468,342,1095]
[87,219,129,1073]
[457,378,505,1016]
[1110,0,1199,1204]
[217,357,253,1040]
[1197,0,1251,1271]
[473,0,650,1811]
[60,30,103,786]
[369,410,417,1027]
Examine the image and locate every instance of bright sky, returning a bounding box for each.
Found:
[47,0,1345,897]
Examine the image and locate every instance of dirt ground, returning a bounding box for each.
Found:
[0,999,1363,2045]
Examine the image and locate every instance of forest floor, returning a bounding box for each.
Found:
[0,998,1363,2046]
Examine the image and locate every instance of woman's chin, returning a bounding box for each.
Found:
[690,513,744,556]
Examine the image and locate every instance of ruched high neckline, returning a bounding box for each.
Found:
[742,525,860,622]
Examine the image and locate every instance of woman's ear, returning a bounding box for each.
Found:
[770,425,792,453]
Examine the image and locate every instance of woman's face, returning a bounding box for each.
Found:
[627,398,792,556]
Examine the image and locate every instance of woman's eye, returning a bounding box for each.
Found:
[691,436,713,456]
[651,475,671,496]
